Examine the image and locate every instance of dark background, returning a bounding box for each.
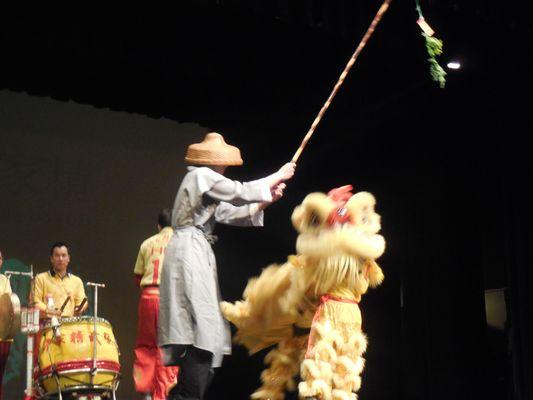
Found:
[1,1,532,399]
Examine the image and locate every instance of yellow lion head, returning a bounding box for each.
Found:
[290,185,385,296]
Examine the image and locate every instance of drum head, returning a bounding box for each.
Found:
[0,292,21,340]
[40,315,111,330]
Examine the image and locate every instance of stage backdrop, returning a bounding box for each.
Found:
[0,89,206,398]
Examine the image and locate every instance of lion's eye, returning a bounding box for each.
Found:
[308,212,320,227]
[360,205,371,223]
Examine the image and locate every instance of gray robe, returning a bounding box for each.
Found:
[158,166,272,367]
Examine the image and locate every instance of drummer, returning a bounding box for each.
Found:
[133,209,178,400]
[33,242,88,319]
[0,249,13,400]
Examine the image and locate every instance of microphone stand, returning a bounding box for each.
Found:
[86,282,105,386]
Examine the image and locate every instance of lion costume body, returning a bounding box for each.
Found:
[221,186,385,400]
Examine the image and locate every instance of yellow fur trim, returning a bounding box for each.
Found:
[344,332,367,355]
[337,356,357,373]
[353,357,365,375]
[350,375,362,392]
[251,389,284,400]
[367,260,385,288]
[332,332,346,350]
[314,322,331,339]
[332,389,352,400]
[296,229,385,262]
[264,349,293,365]
[298,381,313,397]
[279,263,311,316]
[301,359,321,379]
[332,374,347,390]
[219,300,248,325]
[357,333,368,354]
[332,391,358,400]
[313,341,338,363]
[318,360,334,382]
[311,379,333,400]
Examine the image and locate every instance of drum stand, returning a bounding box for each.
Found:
[22,310,40,400]
[86,282,118,400]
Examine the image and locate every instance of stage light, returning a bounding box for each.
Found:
[447,61,461,70]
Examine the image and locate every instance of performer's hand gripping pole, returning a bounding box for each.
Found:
[86,282,105,384]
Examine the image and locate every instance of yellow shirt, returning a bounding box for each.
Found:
[0,274,12,295]
[33,270,86,317]
[134,227,173,287]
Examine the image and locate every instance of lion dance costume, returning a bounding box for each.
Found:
[221,185,385,400]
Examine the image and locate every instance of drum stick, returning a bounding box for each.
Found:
[60,297,71,312]
[76,298,87,313]
[291,0,392,163]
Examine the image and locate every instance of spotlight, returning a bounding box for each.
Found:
[447,61,461,70]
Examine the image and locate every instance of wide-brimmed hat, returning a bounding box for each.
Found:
[185,132,243,166]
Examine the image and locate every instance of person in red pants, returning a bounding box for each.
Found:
[133,209,179,400]
[0,249,13,400]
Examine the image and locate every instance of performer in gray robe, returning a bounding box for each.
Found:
[159,132,295,400]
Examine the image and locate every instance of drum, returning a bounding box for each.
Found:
[0,292,21,340]
[36,316,120,398]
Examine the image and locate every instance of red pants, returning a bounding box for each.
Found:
[0,341,11,400]
[133,287,178,400]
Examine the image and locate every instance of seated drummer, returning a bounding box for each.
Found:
[33,242,88,319]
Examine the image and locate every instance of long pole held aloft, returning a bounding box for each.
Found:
[291,0,393,163]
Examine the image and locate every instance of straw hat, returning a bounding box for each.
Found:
[185,132,243,166]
